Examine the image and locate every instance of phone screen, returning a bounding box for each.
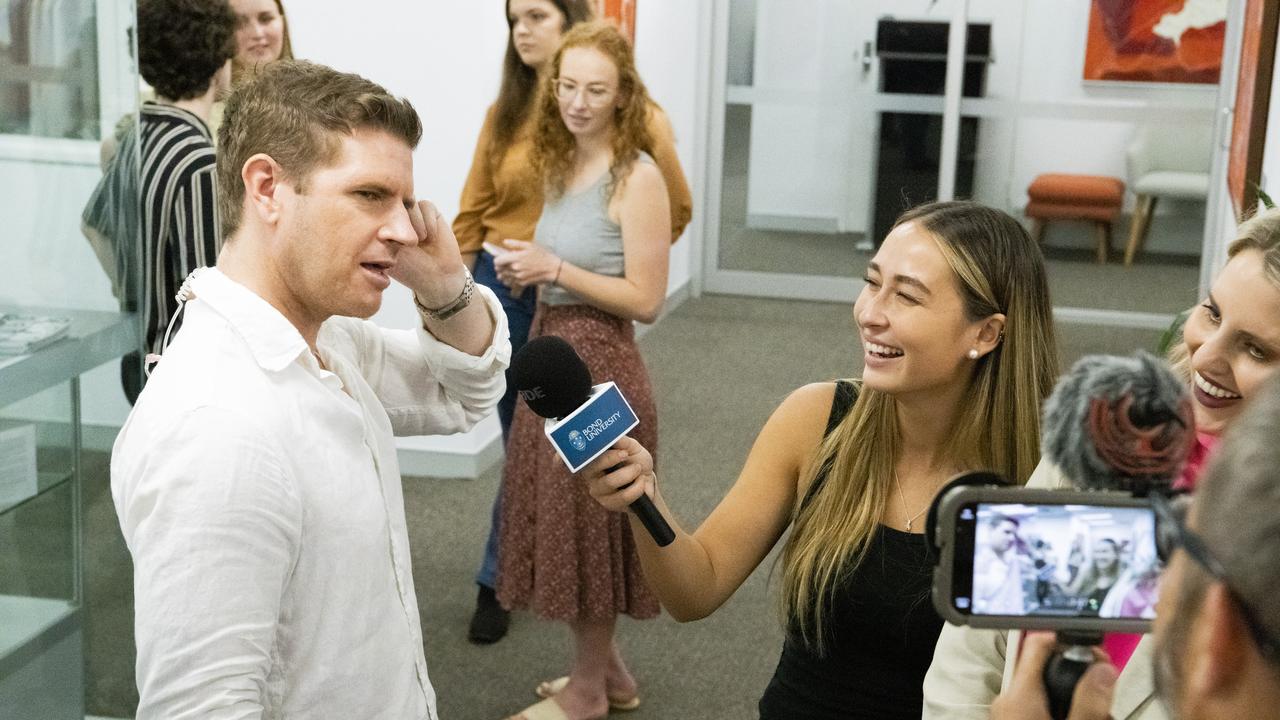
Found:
[953,502,1161,620]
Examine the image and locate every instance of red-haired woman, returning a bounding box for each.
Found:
[493,20,671,720]
[454,0,691,647]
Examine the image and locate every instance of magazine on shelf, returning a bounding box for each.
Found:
[0,313,71,355]
[0,424,39,509]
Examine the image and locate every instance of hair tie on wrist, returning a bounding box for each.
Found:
[554,258,564,285]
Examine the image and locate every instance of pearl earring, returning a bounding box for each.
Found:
[967,348,979,360]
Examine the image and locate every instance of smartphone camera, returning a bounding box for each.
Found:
[931,481,1161,634]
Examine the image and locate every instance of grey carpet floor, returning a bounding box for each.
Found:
[77,293,1160,719]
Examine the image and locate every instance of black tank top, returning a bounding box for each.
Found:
[758,381,944,719]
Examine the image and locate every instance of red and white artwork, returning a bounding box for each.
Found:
[594,0,636,43]
[1083,0,1226,83]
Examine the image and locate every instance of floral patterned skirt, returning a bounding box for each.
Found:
[496,303,660,622]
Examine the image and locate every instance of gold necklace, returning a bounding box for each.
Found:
[893,469,931,532]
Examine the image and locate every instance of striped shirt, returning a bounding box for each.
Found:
[138,101,222,356]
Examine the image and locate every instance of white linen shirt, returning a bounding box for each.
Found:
[112,268,509,719]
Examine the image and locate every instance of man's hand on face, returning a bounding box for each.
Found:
[991,632,1117,720]
[392,199,468,308]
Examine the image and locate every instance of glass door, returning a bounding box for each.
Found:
[705,0,987,302]
[705,0,1226,329]
[953,0,1221,328]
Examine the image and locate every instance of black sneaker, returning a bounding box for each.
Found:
[467,584,510,644]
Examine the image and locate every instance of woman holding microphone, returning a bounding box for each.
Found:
[584,200,1062,718]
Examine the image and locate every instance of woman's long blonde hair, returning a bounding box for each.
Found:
[1066,537,1123,603]
[530,20,654,203]
[779,201,1060,652]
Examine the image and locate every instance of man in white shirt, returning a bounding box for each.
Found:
[973,514,1028,616]
[111,60,509,719]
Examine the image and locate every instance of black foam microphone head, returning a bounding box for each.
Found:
[510,335,593,419]
[1041,350,1194,494]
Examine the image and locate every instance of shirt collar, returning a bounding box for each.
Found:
[141,100,213,141]
[189,267,311,373]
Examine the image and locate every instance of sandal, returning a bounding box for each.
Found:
[534,676,641,712]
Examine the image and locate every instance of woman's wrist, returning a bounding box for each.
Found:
[552,258,565,285]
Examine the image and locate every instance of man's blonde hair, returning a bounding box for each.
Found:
[216,60,422,238]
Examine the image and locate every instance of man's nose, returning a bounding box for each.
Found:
[383,206,418,246]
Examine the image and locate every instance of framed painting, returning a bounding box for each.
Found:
[594,0,636,43]
[1227,0,1279,217]
[1083,0,1226,83]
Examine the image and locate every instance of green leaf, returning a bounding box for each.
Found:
[1257,184,1276,210]
[1157,308,1191,356]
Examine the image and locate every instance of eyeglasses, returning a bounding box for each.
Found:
[553,78,616,108]
[1152,492,1280,663]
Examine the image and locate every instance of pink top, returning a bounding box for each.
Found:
[1104,430,1218,670]
[1176,430,1220,491]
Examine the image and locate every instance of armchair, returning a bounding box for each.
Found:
[1123,124,1213,266]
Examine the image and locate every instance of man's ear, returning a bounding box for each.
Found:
[1184,583,1252,700]
[241,153,286,226]
[974,313,1006,356]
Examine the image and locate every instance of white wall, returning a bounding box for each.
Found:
[634,0,702,291]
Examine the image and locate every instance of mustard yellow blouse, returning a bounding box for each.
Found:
[452,102,693,254]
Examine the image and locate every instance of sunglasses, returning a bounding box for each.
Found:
[1152,492,1280,663]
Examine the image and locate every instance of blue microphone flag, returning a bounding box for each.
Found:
[544,382,639,472]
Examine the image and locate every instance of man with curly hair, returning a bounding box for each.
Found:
[132,0,236,395]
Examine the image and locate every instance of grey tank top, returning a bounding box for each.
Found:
[536,152,654,306]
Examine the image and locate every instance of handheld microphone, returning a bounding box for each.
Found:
[511,335,676,547]
[1041,350,1194,496]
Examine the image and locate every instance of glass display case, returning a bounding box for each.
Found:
[0,0,140,717]
[0,310,137,718]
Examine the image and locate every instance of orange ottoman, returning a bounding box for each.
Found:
[1025,174,1126,264]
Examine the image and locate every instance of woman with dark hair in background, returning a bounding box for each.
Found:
[455,0,692,646]
[494,20,673,720]
[584,200,1061,718]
